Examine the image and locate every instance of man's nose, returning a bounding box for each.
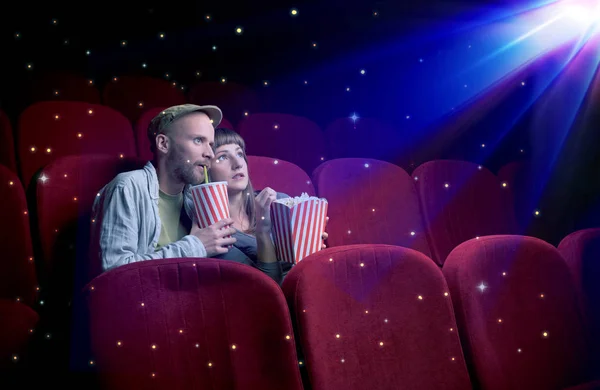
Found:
[203,145,215,159]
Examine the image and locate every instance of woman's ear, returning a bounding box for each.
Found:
[156,134,169,154]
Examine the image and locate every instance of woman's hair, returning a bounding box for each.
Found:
[212,127,257,234]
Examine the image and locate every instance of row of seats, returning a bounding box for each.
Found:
[15,73,262,124]
[1,154,595,369]
[80,238,600,389]
[1,101,416,186]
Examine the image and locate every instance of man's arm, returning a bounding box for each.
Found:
[93,183,207,272]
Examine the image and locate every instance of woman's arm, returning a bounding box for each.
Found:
[254,187,283,283]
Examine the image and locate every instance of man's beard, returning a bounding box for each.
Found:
[166,145,205,186]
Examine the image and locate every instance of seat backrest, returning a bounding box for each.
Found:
[413,160,518,265]
[282,244,471,390]
[17,101,136,189]
[84,258,304,390]
[35,155,146,303]
[134,107,235,161]
[188,81,261,125]
[247,156,315,197]
[443,235,592,390]
[312,158,431,257]
[0,109,17,173]
[102,76,186,122]
[324,117,413,168]
[238,113,326,178]
[558,228,600,372]
[28,71,101,104]
[0,166,38,306]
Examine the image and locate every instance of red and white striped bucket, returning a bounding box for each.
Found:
[190,181,230,228]
[271,196,328,264]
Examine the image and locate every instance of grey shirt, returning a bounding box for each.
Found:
[214,191,294,284]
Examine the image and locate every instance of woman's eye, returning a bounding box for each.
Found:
[194,138,202,144]
[217,155,227,161]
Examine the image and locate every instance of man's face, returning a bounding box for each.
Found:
[164,112,215,186]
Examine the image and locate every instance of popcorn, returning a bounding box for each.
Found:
[271,193,328,264]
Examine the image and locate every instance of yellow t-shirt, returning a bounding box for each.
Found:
[157,190,188,249]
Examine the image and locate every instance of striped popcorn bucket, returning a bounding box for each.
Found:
[190,181,230,228]
[271,197,329,264]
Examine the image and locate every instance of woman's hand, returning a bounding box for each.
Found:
[255,187,277,234]
[321,217,329,250]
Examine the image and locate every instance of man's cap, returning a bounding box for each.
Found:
[147,104,223,139]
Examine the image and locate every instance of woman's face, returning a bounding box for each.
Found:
[210,143,249,193]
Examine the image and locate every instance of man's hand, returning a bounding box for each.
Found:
[191,218,237,257]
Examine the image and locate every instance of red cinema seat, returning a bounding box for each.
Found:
[0,109,17,174]
[188,81,261,125]
[34,155,147,373]
[0,299,39,371]
[558,228,600,373]
[0,166,38,306]
[102,76,186,123]
[497,161,524,190]
[27,71,101,104]
[17,101,136,189]
[413,160,518,265]
[247,156,316,197]
[282,244,471,390]
[35,155,146,296]
[444,235,596,390]
[238,113,326,179]
[135,107,235,161]
[84,258,304,390]
[0,166,39,369]
[312,158,431,257]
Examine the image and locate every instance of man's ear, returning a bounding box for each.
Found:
[156,134,169,154]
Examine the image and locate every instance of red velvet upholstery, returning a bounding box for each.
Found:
[0,110,17,173]
[0,166,38,306]
[187,81,261,125]
[497,161,523,189]
[282,244,471,390]
[312,158,431,257]
[413,160,518,265]
[84,258,304,390]
[324,117,412,168]
[443,235,593,390]
[558,228,600,373]
[102,76,186,123]
[238,113,326,175]
[134,107,235,161]
[247,155,316,197]
[36,155,146,300]
[0,169,40,373]
[27,72,101,104]
[17,101,136,188]
[0,299,39,370]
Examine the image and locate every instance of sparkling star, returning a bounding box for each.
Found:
[477,282,487,292]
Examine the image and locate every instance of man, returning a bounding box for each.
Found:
[90,104,236,273]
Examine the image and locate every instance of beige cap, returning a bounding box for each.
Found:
[147,104,223,142]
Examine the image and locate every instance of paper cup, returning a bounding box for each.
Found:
[271,196,328,264]
[190,181,230,228]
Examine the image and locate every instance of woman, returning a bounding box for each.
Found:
[208,127,326,284]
